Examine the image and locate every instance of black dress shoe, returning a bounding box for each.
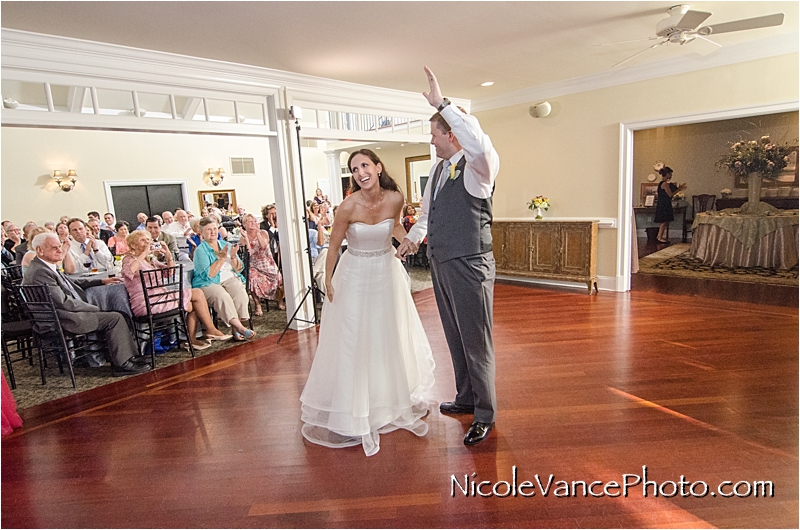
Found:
[113,359,152,376]
[130,355,151,365]
[464,422,494,445]
[439,401,475,415]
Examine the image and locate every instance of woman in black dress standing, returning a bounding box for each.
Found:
[653,166,686,243]
[654,166,687,244]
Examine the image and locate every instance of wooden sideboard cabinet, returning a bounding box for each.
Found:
[492,220,598,294]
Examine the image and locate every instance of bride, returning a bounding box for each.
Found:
[300,149,435,457]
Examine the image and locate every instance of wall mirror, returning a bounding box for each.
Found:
[405,155,431,206]
[198,189,237,213]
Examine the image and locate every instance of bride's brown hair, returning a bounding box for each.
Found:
[347,149,400,193]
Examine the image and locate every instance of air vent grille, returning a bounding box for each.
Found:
[230,157,255,175]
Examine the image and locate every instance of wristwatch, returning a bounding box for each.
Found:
[437,98,451,112]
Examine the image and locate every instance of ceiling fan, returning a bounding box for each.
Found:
[603,5,785,68]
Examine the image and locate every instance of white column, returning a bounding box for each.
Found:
[271,93,315,330]
[325,150,344,206]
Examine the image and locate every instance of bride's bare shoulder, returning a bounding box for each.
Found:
[385,190,405,206]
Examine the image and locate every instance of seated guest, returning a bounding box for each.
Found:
[164,209,194,238]
[67,218,114,273]
[187,219,203,259]
[135,212,148,231]
[260,204,281,269]
[308,226,327,294]
[307,202,321,231]
[87,218,114,246]
[108,221,130,256]
[21,227,76,274]
[13,222,38,266]
[192,217,255,341]
[402,204,417,232]
[161,211,175,226]
[23,232,151,375]
[1,221,11,235]
[44,221,56,232]
[319,200,333,228]
[122,231,231,351]
[103,212,116,230]
[3,224,23,264]
[58,215,70,225]
[145,217,181,262]
[239,214,284,313]
[55,222,70,244]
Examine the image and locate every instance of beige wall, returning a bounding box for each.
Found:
[1,128,275,226]
[371,143,431,200]
[633,112,798,206]
[476,54,799,278]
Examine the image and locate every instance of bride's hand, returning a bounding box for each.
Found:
[325,277,334,303]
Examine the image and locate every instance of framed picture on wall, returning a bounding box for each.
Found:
[640,183,659,206]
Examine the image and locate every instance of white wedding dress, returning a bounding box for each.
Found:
[300,219,435,456]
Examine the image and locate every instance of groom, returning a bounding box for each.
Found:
[397,66,500,446]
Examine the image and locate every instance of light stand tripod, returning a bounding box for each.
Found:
[278,119,324,343]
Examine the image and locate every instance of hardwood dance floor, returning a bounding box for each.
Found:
[2,284,797,528]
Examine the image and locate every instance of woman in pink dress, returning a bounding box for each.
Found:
[2,369,23,436]
[108,221,130,256]
[121,230,231,350]
[239,214,284,314]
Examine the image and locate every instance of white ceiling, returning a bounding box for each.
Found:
[1,1,797,102]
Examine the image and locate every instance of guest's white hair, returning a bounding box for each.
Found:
[31,232,59,250]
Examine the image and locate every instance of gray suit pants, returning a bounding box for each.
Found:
[430,252,497,423]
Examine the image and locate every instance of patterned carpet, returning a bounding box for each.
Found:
[637,244,799,286]
[5,267,433,410]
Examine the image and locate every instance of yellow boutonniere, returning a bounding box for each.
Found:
[449,167,461,181]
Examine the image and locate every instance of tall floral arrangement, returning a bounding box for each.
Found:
[716,135,795,180]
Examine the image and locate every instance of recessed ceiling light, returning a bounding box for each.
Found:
[375,146,381,149]
[480,81,494,87]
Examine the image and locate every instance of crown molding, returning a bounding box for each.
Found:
[1,29,453,118]
[472,32,799,113]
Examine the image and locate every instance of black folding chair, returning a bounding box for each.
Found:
[237,245,255,327]
[1,268,35,389]
[134,265,194,367]
[19,285,104,388]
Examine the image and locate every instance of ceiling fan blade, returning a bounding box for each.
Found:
[612,41,666,68]
[595,36,660,47]
[676,10,712,31]
[699,13,784,35]
[696,35,722,48]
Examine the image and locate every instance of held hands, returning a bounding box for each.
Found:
[422,66,444,109]
[395,238,419,261]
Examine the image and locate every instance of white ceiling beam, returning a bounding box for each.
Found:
[67,86,87,113]
[180,97,201,120]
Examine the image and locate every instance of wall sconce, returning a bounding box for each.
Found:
[53,169,78,192]
[204,167,225,186]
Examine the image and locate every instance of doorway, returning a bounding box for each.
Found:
[107,182,189,227]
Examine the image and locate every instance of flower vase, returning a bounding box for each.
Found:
[747,172,762,204]
[534,207,544,220]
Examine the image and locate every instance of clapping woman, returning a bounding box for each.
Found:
[239,213,284,314]
[192,217,255,341]
[654,166,687,244]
